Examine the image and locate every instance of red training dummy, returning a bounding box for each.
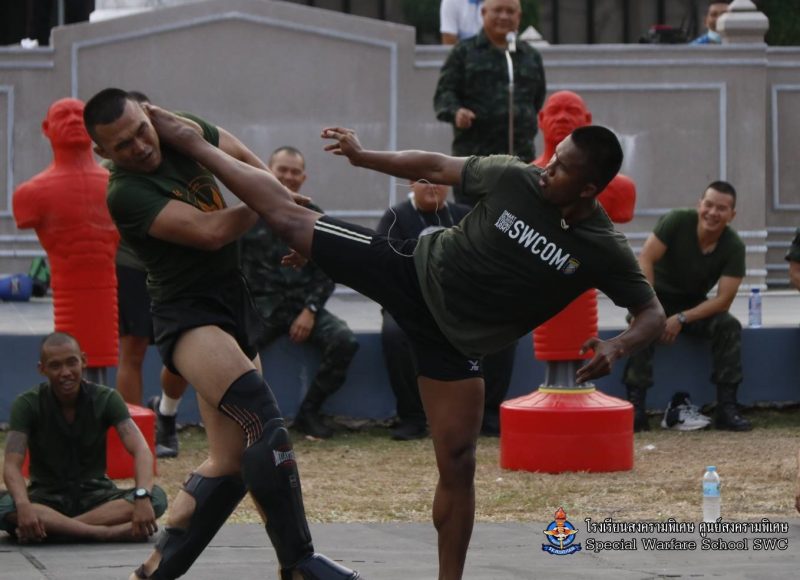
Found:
[13,98,119,366]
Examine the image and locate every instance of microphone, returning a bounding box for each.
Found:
[506,31,517,53]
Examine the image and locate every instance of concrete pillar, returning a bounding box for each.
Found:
[718,0,769,44]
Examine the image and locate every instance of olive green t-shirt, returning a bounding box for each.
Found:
[652,208,745,308]
[9,381,130,491]
[414,155,654,358]
[106,114,237,303]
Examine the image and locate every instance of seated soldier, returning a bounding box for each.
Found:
[1,332,167,543]
[623,181,751,432]
[240,146,359,439]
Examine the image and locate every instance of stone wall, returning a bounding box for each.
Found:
[0,0,795,285]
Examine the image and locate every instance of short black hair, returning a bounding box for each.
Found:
[269,145,305,167]
[127,90,150,104]
[705,180,737,207]
[83,87,132,140]
[570,125,623,194]
[40,331,79,362]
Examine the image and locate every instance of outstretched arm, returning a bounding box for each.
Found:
[576,296,665,384]
[322,127,467,186]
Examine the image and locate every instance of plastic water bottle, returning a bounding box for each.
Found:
[748,288,762,328]
[702,466,721,522]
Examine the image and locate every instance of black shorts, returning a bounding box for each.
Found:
[311,216,482,381]
[151,273,265,374]
[117,265,154,341]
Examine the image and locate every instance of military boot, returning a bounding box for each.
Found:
[294,384,334,439]
[714,384,752,431]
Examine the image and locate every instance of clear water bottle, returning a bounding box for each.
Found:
[748,288,762,328]
[702,466,721,522]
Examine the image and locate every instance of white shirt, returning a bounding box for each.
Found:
[439,0,484,40]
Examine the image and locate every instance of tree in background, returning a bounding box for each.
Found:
[756,0,800,46]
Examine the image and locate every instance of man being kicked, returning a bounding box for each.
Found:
[83,89,359,580]
[147,106,665,580]
[1,332,167,543]
[623,181,750,432]
[241,146,359,439]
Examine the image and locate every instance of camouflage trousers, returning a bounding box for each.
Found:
[260,305,359,410]
[622,310,742,390]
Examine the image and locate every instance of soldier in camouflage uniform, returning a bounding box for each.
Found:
[240,147,359,439]
[434,0,546,205]
[623,181,751,432]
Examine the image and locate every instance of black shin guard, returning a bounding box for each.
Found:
[150,474,247,579]
[219,370,314,569]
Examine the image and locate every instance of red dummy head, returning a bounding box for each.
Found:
[42,98,92,152]
[538,91,592,153]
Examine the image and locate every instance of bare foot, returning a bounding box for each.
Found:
[102,522,149,543]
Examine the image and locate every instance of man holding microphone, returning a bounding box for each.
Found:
[434,0,546,204]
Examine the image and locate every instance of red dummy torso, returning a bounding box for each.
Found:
[13,98,119,366]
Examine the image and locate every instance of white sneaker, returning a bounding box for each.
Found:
[661,392,711,431]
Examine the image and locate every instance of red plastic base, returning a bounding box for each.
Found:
[23,403,156,479]
[500,388,633,473]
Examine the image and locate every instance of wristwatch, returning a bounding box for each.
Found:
[306,303,319,314]
[134,487,152,501]
[676,312,688,325]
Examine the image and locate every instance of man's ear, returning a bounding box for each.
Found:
[37,361,45,377]
[41,119,50,138]
[580,182,599,199]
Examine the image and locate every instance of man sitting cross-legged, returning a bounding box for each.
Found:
[1,332,167,543]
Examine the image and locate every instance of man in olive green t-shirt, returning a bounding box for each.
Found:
[1,332,166,543]
[147,109,666,580]
[84,89,360,580]
[623,181,750,432]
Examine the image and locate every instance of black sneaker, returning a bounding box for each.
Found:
[390,420,428,441]
[294,411,334,439]
[661,392,711,431]
[146,396,179,458]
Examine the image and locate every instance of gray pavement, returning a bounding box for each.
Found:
[1,520,799,579]
[2,288,800,335]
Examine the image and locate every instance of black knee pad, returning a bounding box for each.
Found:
[242,418,314,569]
[149,473,247,579]
[218,369,282,446]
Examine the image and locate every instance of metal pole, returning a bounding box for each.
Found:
[505,50,514,156]
[85,367,108,386]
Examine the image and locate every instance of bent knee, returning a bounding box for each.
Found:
[437,444,477,488]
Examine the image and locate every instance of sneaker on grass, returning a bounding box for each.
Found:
[661,391,711,431]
